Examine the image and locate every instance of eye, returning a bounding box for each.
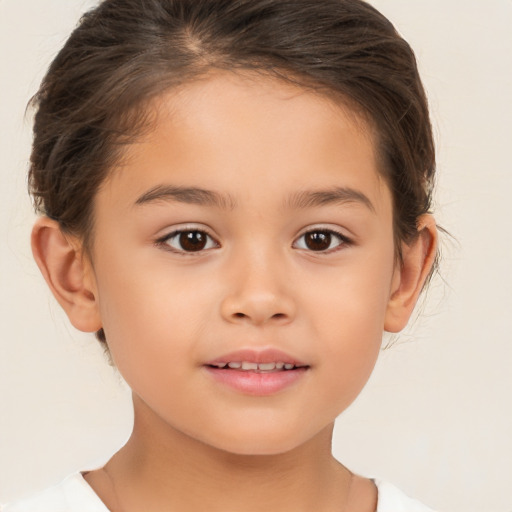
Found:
[159,229,218,253]
[294,229,350,252]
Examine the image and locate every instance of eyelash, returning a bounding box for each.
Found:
[156,227,352,255]
[294,228,352,253]
[156,228,219,254]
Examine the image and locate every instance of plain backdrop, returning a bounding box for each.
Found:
[1,1,511,511]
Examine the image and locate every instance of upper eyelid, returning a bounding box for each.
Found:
[155,228,220,257]
[155,226,220,248]
[156,223,217,239]
[154,224,353,245]
[292,227,353,254]
[294,225,353,241]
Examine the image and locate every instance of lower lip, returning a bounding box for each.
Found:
[204,367,308,396]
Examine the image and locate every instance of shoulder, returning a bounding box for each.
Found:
[1,473,108,512]
[375,479,438,512]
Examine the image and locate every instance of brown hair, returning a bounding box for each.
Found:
[29,0,436,343]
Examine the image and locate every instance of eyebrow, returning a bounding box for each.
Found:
[135,185,237,210]
[286,187,376,213]
[134,184,375,213]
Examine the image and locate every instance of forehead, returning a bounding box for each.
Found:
[100,71,390,216]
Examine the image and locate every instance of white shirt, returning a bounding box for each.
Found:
[2,473,436,511]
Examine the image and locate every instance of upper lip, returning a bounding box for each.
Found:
[205,348,308,367]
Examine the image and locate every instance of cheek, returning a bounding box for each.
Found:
[95,277,201,421]
[316,304,383,399]
[303,247,395,334]
[92,246,220,380]
[301,248,395,390]
[304,303,384,423]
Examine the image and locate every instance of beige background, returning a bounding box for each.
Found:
[1,1,511,510]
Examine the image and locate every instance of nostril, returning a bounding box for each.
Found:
[232,312,287,321]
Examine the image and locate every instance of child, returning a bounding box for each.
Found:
[3,0,439,510]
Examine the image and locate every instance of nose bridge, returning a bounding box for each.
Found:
[220,238,295,325]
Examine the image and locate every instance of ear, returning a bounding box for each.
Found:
[31,217,102,333]
[384,214,438,333]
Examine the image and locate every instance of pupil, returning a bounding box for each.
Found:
[179,231,207,251]
[305,231,331,251]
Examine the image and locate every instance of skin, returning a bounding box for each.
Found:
[32,72,437,511]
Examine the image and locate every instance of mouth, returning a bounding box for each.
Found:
[203,349,309,395]
[207,361,308,373]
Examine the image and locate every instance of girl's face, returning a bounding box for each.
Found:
[87,72,399,455]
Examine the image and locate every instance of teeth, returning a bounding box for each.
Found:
[258,362,276,371]
[212,361,298,371]
[241,362,258,370]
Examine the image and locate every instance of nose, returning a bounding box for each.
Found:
[220,251,296,326]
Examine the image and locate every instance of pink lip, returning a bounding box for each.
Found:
[203,348,309,396]
[205,348,306,366]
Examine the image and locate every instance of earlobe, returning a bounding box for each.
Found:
[384,214,438,333]
[31,217,102,333]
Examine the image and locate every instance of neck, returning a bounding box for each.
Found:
[97,393,357,512]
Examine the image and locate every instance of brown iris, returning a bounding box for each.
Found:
[303,231,333,251]
[179,231,209,251]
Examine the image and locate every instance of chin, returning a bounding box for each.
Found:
[221,441,298,457]
[200,425,321,457]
